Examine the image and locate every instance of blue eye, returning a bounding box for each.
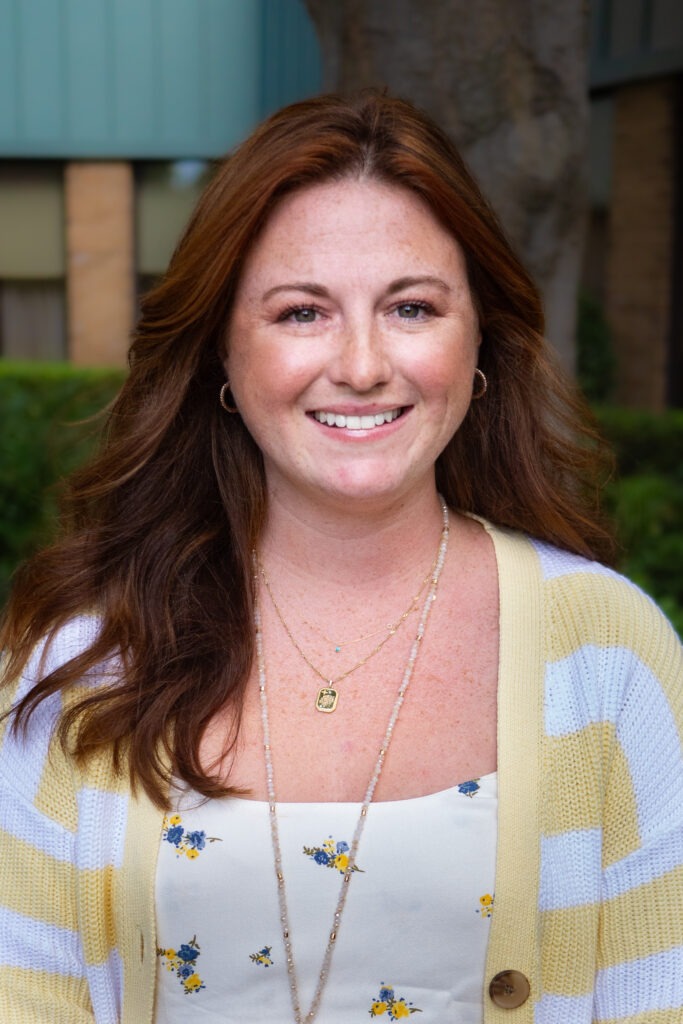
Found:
[396,301,430,319]
[282,306,318,323]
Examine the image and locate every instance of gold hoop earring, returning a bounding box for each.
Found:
[219,381,238,413]
[472,368,487,400]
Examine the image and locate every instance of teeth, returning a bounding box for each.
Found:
[313,408,402,429]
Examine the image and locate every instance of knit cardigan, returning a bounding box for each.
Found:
[1,523,682,1023]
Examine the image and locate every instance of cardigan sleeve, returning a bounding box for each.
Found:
[594,594,683,1020]
[0,617,116,1023]
[0,687,96,1022]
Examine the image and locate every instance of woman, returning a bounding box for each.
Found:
[1,92,681,1024]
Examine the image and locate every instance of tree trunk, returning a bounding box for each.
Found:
[304,0,589,370]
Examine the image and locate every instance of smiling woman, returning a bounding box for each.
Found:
[1,92,682,1024]
[226,178,481,509]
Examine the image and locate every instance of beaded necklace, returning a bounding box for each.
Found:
[252,497,450,1022]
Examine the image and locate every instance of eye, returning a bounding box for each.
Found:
[280,305,319,323]
[394,301,433,319]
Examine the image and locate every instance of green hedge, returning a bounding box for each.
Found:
[0,362,125,604]
[1,363,681,634]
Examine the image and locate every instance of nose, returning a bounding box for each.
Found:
[330,320,391,392]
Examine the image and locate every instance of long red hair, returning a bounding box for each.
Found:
[1,92,613,805]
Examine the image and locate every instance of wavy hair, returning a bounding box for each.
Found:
[1,91,613,805]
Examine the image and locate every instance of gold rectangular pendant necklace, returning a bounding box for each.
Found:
[256,508,447,712]
[315,686,339,713]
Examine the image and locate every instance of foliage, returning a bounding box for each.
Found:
[594,407,683,636]
[604,473,683,637]
[595,406,683,482]
[0,361,124,605]
[576,290,616,404]
[0,362,680,635]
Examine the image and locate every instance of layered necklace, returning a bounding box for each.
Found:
[257,556,436,712]
[252,497,450,1023]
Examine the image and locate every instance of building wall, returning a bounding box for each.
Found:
[0,0,321,366]
[587,0,683,408]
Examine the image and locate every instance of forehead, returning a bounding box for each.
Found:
[237,177,467,285]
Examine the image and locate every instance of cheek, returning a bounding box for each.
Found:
[413,346,477,397]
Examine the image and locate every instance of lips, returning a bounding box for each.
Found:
[311,407,404,430]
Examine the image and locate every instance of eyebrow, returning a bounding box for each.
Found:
[261,275,452,303]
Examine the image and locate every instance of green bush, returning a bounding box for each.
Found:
[577,291,617,404]
[0,363,681,635]
[595,406,683,482]
[0,361,125,605]
[604,473,683,637]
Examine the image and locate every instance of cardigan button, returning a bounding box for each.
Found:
[488,970,530,1008]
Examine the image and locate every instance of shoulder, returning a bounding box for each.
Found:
[529,536,680,665]
[0,613,115,804]
[3,612,107,708]
[483,518,678,648]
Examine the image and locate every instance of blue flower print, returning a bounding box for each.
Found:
[369,983,422,1017]
[166,825,184,846]
[162,814,221,859]
[156,935,205,995]
[250,945,275,967]
[185,830,207,851]
[177,944,198,962]
[304,836,364,874]
[457,779,480,798]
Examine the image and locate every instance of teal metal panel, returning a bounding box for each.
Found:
[17,0,65,143]
[260,0,321,118]
[0,0,294,158]
[207,0,262,149]
[111,0,161,147]
[0,1,19,138]
[64,0,111,144]
[590,0,683,89]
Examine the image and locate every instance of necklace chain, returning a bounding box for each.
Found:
[257,534,444,712]
[301,568,433,653]
[253,498,450,1023]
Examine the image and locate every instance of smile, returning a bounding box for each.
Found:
[311,408,404,430]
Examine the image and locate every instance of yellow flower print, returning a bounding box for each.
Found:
[477,893,494,918]
[156,936,205,994]
[162,814,222,859]
[303,836,364,874]
[368,985,422,1017]
[250,945,274,967]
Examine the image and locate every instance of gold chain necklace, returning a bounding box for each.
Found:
[257,521,448,713]
[302,568,432,654]
[252,497,450,1023]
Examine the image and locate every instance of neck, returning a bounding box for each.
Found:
[258,483,449,590]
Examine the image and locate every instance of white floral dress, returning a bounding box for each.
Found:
[155,773,497,1022]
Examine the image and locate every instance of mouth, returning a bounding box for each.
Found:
[311,407,406,431]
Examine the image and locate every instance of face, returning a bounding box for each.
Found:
[225,178,481,512]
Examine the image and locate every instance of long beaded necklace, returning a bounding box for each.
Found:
[253,497,450,1023]
[257,527,446,713]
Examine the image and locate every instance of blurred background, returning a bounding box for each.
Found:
[0,0,681,629]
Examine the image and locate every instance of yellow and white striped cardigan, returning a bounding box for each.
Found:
[1,522,682,1023]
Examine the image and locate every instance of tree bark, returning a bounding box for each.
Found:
[304,0,589,370]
